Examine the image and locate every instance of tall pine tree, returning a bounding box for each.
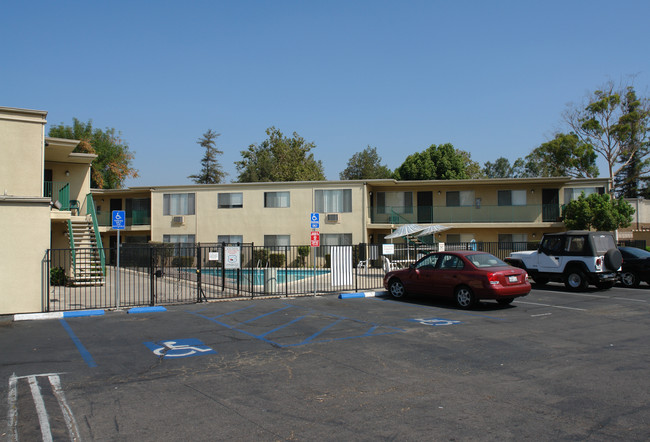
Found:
[188,129,226,184]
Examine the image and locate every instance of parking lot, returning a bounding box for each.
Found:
[2,284,650,441]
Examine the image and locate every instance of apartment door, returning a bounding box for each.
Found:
[417,191,433,223]
[542,189,559,222]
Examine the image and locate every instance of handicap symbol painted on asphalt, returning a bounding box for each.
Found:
[408,318,462,326]
[143,339,216,359]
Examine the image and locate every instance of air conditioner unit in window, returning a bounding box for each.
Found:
[172,216,185,225]
[326,213,340,223]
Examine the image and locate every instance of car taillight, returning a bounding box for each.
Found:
[596,257,602,266]
[487,273,500,285]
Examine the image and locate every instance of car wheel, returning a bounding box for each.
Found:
[389,279,406,299]
[455,286,476,309]
[497,298,514,306]
[620,271,640,288]
[565,270,588,291]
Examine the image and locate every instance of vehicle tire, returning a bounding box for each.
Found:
[388,279,406,299]
[620,271,640,288]
[564,269,588,291]
[455,286,477,309]
[604,248,623,271]
[497,298,514,306]
[533,276,549,286]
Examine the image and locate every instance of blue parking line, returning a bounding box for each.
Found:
[59,319,97,368]
[241,305,293,324]
[259,315,307,338]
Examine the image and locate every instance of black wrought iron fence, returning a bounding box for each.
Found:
[50,240,648,313]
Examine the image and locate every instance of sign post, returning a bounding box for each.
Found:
[112,210,125,309]
[310,213,320,295]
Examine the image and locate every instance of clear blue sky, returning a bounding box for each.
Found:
[3,1,649,187]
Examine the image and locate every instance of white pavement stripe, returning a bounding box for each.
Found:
[516,301,587,311]
[48,375,81,441]
[28,376,53,442]
[8,374,18,442]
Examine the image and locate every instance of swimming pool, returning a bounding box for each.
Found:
[198,268,330,285]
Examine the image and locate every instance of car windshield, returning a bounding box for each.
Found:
[468,253,507,268]
[621,247,650,259]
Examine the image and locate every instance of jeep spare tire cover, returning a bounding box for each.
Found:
[604,248,623,270]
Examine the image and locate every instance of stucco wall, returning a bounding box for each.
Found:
[0,200,51,315]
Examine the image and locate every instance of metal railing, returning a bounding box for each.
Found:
[371,204,562,224]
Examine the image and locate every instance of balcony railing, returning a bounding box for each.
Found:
[370,204,561,224]
[44,181,73,210]
[96,210,151,227]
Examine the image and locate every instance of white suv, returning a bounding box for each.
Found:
[506,231,622,291]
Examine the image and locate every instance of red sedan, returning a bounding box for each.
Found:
[383,251,531,309]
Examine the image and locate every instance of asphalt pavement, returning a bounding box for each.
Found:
[2,283,650,441]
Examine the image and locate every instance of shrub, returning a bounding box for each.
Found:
[269,253,285,267]
[171,256,194,267]
[50,266,66,286]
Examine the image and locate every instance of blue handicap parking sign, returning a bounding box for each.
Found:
[310,212,319,229]
[112,210,126,230]
[143,339,216,359]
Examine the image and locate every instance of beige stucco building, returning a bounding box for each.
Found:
[4,104,645,315]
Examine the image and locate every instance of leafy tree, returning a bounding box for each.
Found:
[188,129,226,184]
[563,193,634,231]
[236,127,325,182]
[393,143,476,180]
[339,146,392,180]
[526,133,599,178]
[49,118,138,189]
[564,82,650,193]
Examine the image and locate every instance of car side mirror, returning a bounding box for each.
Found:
[409,264,415,270]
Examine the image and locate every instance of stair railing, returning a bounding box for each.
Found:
[84,193,106,276]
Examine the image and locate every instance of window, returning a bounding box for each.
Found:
[264,192,290,208]
[218,235,243,244]
[264,235,290,247]
[498,190,526,206]
[218,192,243,208]
[416,254,440,270]
[376,191,413,214]
[498,233,528,250]
[564,187,604,202]
[446,190,474,207]
[439,255,464,270]
[315,189,352,213]
[162,234,195,256]
[163,193,195,215]
[318,233,352,256]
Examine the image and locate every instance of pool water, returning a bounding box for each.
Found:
[199,268,330,285]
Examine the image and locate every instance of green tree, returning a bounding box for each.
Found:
[339,146,392,180]
[49,118,138,189]
[526,133,599,178]
[563,193,634,231]
[236,127,326,182]
[564,82,650,193]
[393,143,475,180]
[188,129,226,184]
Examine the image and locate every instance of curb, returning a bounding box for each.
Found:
[339,291,387,300]
[14,309,105,321]
[127,306,167,314]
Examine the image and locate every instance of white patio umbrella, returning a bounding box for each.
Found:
[416,225,451,237]
[385,224,427,239]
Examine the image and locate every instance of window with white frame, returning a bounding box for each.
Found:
[264,192,290,208]
[376,191,413,214]
[264,235,290,247]
[318,233,352,256]
[446,190,475,207]
[163,193,195,215]
[217,235,243,244]
[218,192,243,209]
[314,189,352,213]
[498,190,527,206]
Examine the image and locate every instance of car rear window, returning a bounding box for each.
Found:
[468,254,507,268]
[592,234,616,255]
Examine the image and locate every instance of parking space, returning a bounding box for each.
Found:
[3,285,650,440]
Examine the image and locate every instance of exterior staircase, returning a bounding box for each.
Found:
[67,217,105,286]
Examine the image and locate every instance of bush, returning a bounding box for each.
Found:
[171,256,194,267]
[269,253,285,267]
[50,266,66,286]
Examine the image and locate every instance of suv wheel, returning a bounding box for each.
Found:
[565,269,588,291]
